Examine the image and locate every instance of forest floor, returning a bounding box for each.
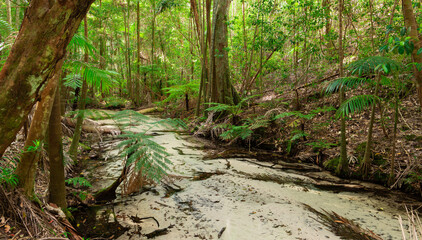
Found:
[167,72,422,198]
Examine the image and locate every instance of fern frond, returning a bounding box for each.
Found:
[337,94,380,117]
[287,131,308,153]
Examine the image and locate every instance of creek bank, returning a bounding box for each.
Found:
[72,114,419,240]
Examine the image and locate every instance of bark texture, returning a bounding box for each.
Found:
[0,0,95,157]
[48,84,67,209]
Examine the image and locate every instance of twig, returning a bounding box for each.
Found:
[11,230,21,240]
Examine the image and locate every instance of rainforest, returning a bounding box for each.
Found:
[0,0,421,239]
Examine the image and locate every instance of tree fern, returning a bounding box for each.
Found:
[117,132,171,182]
[337,94,380,117]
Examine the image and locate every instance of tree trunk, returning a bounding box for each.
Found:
[15,62,62,197]
[48,83,67,209]
[336,0,349,177]
[0,0,94,158]
[209,0,239,105]
[361,73,381,178]
[15,0,20,30]
[69,17,90,163]
[135,0,141,106]
[6,0,12,25]
[402,0,422,109]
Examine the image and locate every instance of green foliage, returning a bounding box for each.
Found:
[67,61,118,93]
[206,95,258,119]
[107,110,186,183]
[325,77,370,93]
[347,56,402,76]
[160,81,200,104]
[68,33,97,59]
[63,74,83,89]
[323,157,340,171]
[306,140,337,152]
[217,124,253,141]
[286,130,308,154]
[103,96,127,109]
[65,177,92,188]
[337,94,380,117]
[0,166,18,188]
[0,18,13,37]
[24,140,42,153]
[117,132,171,182]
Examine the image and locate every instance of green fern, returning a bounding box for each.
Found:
[337,94,380,117]
[117,133,171,182]
[65,177,92,188]
[273,111,316,121]
[286,130,308,154]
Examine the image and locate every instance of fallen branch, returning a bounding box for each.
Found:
[145,224,174,239]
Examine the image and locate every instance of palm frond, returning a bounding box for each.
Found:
[348,56,402,76]
[68,33,97,59]
[68,60,118,92]
[337,94,380,117]
[63,73,83,89]
[0,18,14,37]
[325,77,370,93]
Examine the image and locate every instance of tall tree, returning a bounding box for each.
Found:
[6,0,12,25]
[402,0,422,109]
[336,0,348,176]
[0,0,95,157]
[209,0,239,105]
[48,83,67,209]
[69,17,90,162]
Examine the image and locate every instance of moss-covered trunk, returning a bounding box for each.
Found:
[0,0,95,157]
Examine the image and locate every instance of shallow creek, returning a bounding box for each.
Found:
[81,117,418,240]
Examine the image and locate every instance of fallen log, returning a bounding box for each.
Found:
[62,117,121,136]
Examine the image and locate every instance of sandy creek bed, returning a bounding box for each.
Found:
[80,117,419,240]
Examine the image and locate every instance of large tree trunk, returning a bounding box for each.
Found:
[48,84,67,209]
[402,0,422,109]
[209,0,239,105]
[15,63,62,197]
[0,0,95,157]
